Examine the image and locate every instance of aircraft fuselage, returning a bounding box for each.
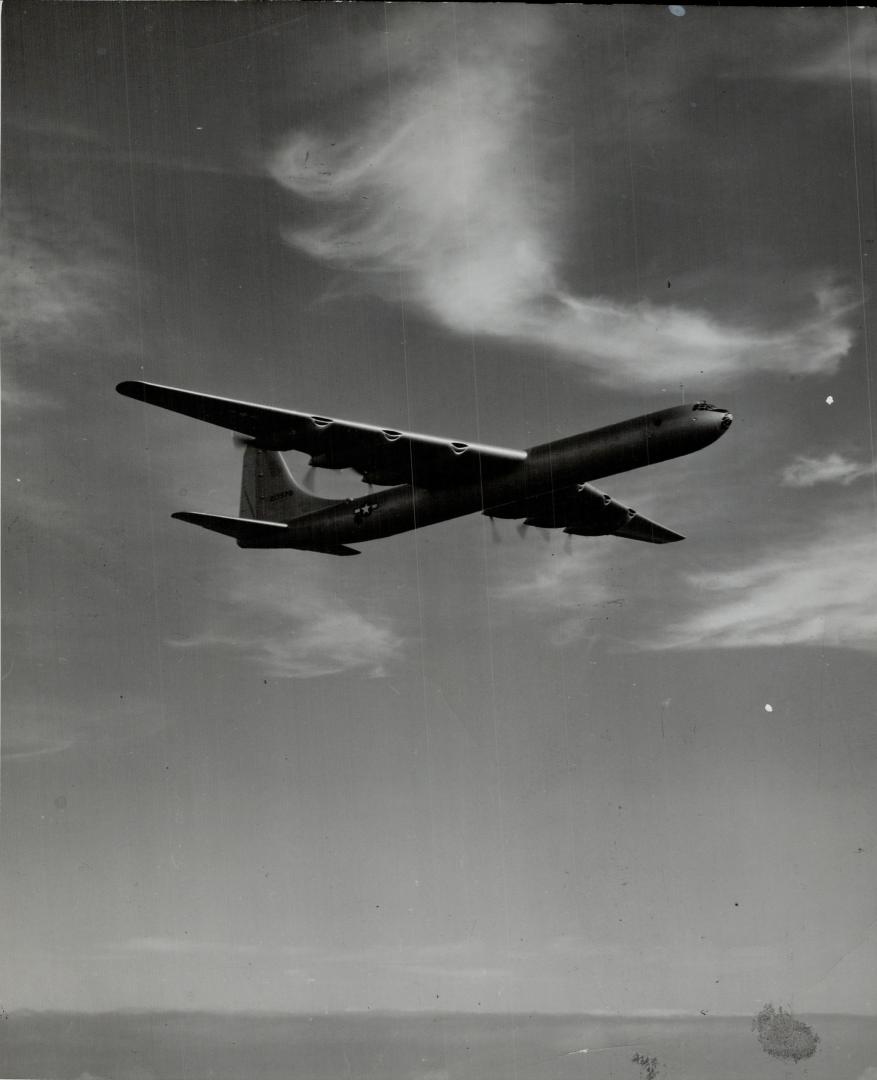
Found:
[273,403,731,549]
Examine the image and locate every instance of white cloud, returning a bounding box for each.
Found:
[492,540,617,645]
[2,734,76,761]
[169,567,403,678]
[495,511,877,656]
[0,203,131,351]
[314,941,514,984]
[110,937,263,957]
[267,12,854,387]
[791,19,877,84]
[781,452,877,488]
[2,696,168,762]
[652,514,877,652]
[399,962,513,981]
[0,379,61,413]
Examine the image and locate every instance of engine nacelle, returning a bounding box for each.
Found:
[563,482,637,535]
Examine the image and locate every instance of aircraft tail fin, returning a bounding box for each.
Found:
[239,445,338,522]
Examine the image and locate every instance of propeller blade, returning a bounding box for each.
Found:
[564,532,572,555]
[489,516,502,544]
[539,528,551,542]
[303,466,317,491]
[232,432,253,447]
[516,522,529,539]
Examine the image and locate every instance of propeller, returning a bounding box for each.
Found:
[303,465,317,491]
[564,531,572,555]
[515,520,554,542]
[232,432,253,448]
[488,516,502,544]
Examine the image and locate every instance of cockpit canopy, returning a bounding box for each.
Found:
[692,401,717,411]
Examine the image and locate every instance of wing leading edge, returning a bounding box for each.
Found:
[485,482,684,544]
[117,381,526,487]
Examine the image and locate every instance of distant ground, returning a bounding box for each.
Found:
[1,1012,874,1080]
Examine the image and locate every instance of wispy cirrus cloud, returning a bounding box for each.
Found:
[495,510,877,655]
[109,936,510,983]
[2,695,170,764]
[652,514,877,652]
[492,539,618,645]
[267,10,855,388]
[0,203,132,352]
[2,734,77,762]
[109,936,265,957]
[789,17,877,84]
[169,567,403,678]
[781,452,877,488]
[312,940,513,983]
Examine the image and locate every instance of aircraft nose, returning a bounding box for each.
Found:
[720,411,733,431]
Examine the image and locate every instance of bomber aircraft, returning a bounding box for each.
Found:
[117,381,732,556]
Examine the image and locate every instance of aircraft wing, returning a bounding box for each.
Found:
[484,482,684,544]
[117,381,526,487]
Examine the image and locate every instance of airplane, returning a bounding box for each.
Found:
[116,381,732,556]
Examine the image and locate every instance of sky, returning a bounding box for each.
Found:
[2,3,876,1019]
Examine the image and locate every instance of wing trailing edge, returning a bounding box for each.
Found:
[117,380,525,487]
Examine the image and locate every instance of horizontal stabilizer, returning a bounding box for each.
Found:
[171,512,360,555]
[172,512,287,542]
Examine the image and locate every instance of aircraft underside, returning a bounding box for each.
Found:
[117,381,732,555]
